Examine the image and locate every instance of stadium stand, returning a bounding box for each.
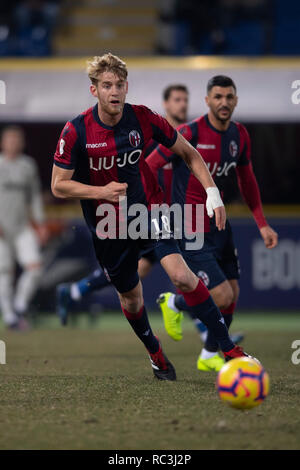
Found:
[52,0,159,56]
[0,0,60,56]
[157,0,300,56]
[1,0,300,57]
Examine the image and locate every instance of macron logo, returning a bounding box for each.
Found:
[86,143,107,148]
[197,144,216,150]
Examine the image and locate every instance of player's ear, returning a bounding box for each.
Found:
[90,84,98,98]
[205,95,209,107]
[125,80,128,94]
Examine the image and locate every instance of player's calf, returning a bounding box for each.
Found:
[118,281,143,313]
[210,281,234,311]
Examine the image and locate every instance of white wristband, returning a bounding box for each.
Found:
[205,187,224,217]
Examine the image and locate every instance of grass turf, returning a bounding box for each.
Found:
[0,312,299,450]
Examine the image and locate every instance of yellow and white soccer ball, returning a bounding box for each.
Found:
[217,357,270,410]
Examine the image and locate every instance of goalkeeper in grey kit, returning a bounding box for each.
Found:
[0,125,47,329]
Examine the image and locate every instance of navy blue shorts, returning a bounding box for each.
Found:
[140,248,159,265]
[93,234,180,294]
[179,220,240,290]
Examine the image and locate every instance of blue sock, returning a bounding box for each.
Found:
[76,269,110,297]
[175,294,207,332]
[175,293,234,352]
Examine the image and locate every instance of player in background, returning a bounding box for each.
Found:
[55,84,189,325]
[51,53,250,381]
[147,75,278,371]
[0,126,47,329]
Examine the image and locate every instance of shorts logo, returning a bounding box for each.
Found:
[59,139,65,155]
[129,130,141,148]
[103,268,111,283]
[229,140,238,158]
[197,270,210,287]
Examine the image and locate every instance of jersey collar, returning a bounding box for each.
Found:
[92,103,127,130]
[204,114,233,134]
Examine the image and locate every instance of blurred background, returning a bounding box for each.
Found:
[0,0,299,324]
[0,0,300,57]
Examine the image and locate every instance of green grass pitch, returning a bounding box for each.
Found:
[0,312,299,450]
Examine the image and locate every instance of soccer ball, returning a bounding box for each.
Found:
[216,357,270,410]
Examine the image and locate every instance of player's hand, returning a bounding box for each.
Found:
[260,225,278,249]
[101,181,128,203]
[206,187,226,230]
[214,206,226,231]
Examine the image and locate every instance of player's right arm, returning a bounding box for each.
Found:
[147,115,225,230]
[51,166,127,202]
[235,124,278,249]
[51,122,127,202]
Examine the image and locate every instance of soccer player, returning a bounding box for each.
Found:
[51,54,250,381]
[147,75,278,371]
[0,126,47,329]
[55,84,189,325]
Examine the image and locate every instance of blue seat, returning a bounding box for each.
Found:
[274,0,300,21]
[223,21,264,55]
[173,21,190,55]
[17,27,51,56]
[273,19,300,54]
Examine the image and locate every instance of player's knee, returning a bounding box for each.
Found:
[218,290,234,310]
[231,283,240,303]
[212,284,234,310]
[170,269,195,291]
[119,292,143,313]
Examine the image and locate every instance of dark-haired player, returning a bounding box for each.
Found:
[148,75,277,371]
[56,84,189,323]
[52,55,250,381]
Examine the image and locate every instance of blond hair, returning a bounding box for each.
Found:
[86,53,128,84]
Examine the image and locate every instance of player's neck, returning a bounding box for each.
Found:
[166,114,184,129]
[207,112,230,132]
[3,152,19,160]
[97,103,123,127]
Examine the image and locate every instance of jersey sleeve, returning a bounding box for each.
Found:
[237,123,251,166]
[53,121,79,170]
[178,122,194,141]
[146,144,175,175]
[146,122,193,174]
[143,106,178,148]
[235,124,267,229]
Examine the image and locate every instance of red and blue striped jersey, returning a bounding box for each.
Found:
[54,103,177,233]
[147,114,266,233]
[144,138,173,205]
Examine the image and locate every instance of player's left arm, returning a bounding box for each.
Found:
[236,125,278,249]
